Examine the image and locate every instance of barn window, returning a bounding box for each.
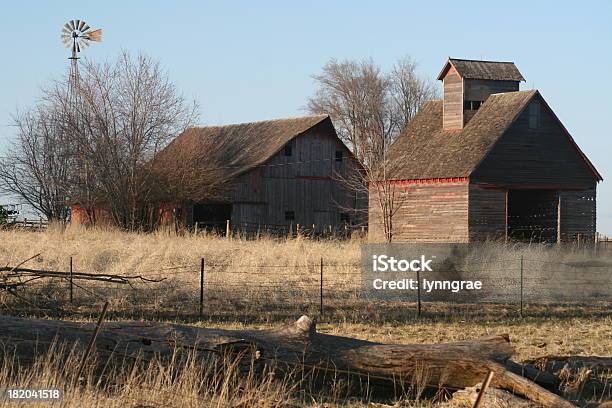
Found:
[335,150,343,162]
[285,211,295,221]
[340,213,350,223]
[529,102,541,129]
[284,144,292,156]
[463,100,481,110]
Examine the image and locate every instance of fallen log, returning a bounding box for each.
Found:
[526,355,612,404]
[526,355,612,374]
[504,360,559,391]
[0,314,575,407]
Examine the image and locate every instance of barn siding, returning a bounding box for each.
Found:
[463,79,519,102]
[471,94,596,188]
[468,184,507,241]
[560,189,597,243]
[442,66,463,130]
[369,181,469,242]
[228,123,364,230]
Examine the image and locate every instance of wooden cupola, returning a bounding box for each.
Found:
[437,58,525,130]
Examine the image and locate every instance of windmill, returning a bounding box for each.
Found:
[60,20,102,218]
[60,20,102,107]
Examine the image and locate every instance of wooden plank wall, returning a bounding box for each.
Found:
[463,79,519,101]
[560,189,597,242]
[369,181,469,242]
[507,189,559,243]
[471,94,597,187]
[463,79,519,126]
[229,124,365,230]
[442,66,463,130]
[468,184,507,241]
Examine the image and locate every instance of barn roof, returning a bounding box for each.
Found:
[387,90,602,181]
[154,114,331,179]
[437,58,525,81]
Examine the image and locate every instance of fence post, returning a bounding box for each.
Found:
[76,301,109,383]
[416,268,422,318]
[69,256,74,304]
[226,219,230,239]
[320,257,324,317]
[473,370,495,408]
[519,255,524,318]
[199,258,205,318]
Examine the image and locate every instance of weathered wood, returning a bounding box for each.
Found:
[221,119,365,231]
[526,356,612,373]
[526,355,612,403]
[469,184,507,241]
[369,180,470,242]
[442,65,463,130]
[449,385,544,408]
[463,79,519,102]
[0,315,575,407]
[504,360,559,391]
[472,370,495,408]
[471,94,597,189]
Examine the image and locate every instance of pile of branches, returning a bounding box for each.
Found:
[0,254,165,307]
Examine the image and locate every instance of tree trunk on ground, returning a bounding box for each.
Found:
[0,314,576,407]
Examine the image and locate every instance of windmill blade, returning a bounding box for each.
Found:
[81,23,90,33]
[78,20,85,31]
[64,22,72,32]
[62,26,72,35]
[75,20,81,31]
[79,39,90,49]
[70,20,77,30]
[61,33,72,41]
[85,29,102,42]
[62,38,72,48]
[76,41,80,53]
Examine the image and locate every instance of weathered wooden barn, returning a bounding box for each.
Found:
[154,115,365,233]
[369,58,602,243]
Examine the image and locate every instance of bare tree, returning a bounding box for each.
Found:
[0,106,71,221]
[2,52,198,230]
[56,52,198,230]
[390,57,439,127]
[308,57,438,242]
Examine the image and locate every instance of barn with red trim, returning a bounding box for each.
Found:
[369,58,602,243]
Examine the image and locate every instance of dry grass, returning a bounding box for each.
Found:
[0,226,611,407]
[0,224,359,276]
[0,341,299,408]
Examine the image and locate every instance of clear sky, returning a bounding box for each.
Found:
[0,1,610,233]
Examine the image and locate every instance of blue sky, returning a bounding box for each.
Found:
[0,1,611,233]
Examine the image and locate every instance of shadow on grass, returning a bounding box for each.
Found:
[1,284,611,326]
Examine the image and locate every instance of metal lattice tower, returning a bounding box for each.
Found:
[61,20,102,216]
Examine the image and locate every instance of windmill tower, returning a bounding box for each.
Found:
[60,20,102,224]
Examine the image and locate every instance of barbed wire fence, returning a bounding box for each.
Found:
[3,249,612,322]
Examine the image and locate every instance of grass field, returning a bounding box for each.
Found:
[0,226,611,407]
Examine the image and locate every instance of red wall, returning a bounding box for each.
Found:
[70,203,177,228]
